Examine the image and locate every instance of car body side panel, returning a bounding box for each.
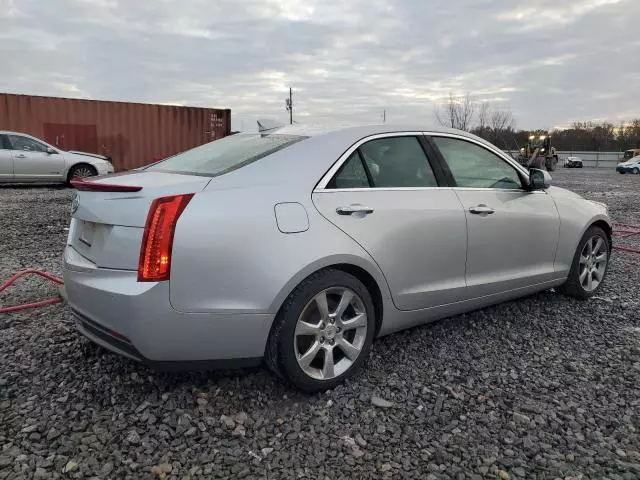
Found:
[169,186,392,315]
[312,188,468,310]
[12,150,66,180]
[548,186,611,274]
[377,277,565,336]
[453,189,562,298]
[0,147,13,180]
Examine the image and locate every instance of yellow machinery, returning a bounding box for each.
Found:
[516,133,558,171]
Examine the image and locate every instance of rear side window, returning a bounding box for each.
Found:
[328,151,370,189]
[146,134,307,176]
[327,136,438,189]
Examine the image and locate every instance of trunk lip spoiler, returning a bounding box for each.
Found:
[71,178,143,192]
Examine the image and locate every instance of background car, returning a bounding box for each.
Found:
[0,131,114,184]
[618,148,640,163]
[63,124,612,391]
[564,156,584,168]
[616,157,640,174]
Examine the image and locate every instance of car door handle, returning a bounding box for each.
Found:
[336,205,374,216]
[15,154,26,159]
[469,204,495,215]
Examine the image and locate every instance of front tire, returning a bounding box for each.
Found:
[68,164,97,184]
[265,269,376,392]
[633,167,640,174]
[560,226,610,299]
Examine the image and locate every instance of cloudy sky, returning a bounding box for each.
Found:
[2,0,639,131]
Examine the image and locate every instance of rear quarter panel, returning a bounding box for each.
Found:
[169,186,391,315]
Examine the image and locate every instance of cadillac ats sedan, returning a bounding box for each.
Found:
[63,124,612,391]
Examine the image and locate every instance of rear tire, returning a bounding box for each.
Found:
[559,226,610,300]
[265,269,376,392]
[633,167,640,174]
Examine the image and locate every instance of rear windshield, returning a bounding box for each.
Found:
[146,134,307,176]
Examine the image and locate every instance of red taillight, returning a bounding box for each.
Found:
[138,194,194,282]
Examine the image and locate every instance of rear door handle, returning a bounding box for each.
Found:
[469,204,495,215]
[336,205,374,216]
[15,154,26,159]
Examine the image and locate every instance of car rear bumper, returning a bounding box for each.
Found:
[63,246,272,369]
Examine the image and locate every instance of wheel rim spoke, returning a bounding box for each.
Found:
[579,267,588,285]
[341,312,367,331]
[295,320,322,337]
[337,338,361,361]
[595,252,607,262]
[587,271,594,291]
[314,292,329,320]
[333,290,353,320]
[594,238,604,255]
[322,348,336,378]
[298,341,321,368]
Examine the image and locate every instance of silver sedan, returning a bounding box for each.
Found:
[63,125,612,391]
[0,130,114,184]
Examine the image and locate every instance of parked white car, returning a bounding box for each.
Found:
[0,131,114,184]
[564,156,583,168]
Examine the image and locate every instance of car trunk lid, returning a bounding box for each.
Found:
[68,171,210,269]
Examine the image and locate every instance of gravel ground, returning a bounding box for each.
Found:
[1,169,639,480]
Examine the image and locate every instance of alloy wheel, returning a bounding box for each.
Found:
[72,166,95,178]
[579,235,608,292]
[294,287,368,380]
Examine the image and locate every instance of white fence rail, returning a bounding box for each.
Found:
[503,151,622,168]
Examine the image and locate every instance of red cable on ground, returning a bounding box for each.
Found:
[612,223,640,255]
[0,269,64,314]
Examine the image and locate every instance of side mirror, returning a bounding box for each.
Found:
[529,168,551,190]
[46,147,57,155]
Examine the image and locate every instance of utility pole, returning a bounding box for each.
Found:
[285,87,293,125]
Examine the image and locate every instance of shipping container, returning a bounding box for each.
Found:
[0,93,231,171]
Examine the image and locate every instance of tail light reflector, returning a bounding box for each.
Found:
[138,194,194,282]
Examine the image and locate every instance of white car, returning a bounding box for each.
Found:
[564,156,583,168]
[0,131,114,184]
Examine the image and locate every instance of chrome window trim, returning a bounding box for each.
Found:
[315,130,535,193]
[315,186,453,193]
[314,131,427,191]
[426,131,531,178]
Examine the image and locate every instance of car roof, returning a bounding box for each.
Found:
[0,130,38,137]
[271,122,477,139]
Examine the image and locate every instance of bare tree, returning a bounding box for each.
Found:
[478,102,490,131]
[434,92,477,131]
[489,109,514,133]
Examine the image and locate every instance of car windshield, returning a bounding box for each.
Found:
[146,133,307,176]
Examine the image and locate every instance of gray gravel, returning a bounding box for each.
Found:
[1,169,639,480]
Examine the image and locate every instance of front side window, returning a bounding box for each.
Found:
[7,135,48,153]
[146,133,307,176]
[432,136,523,189]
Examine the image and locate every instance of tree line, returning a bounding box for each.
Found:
[434,93,640,152]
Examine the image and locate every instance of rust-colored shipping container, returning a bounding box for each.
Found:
[0,93,231,171]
